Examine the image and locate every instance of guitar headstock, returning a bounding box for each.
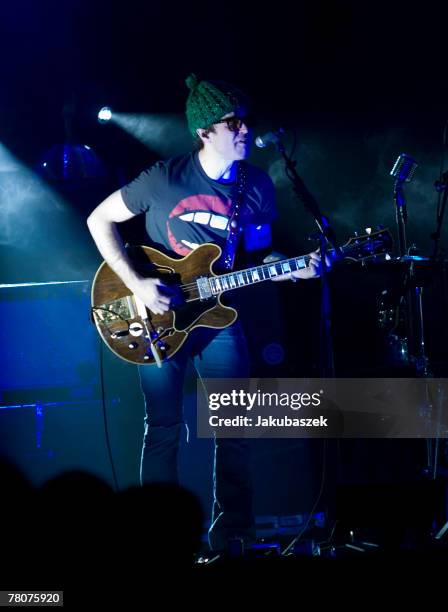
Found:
[339,227,394,262]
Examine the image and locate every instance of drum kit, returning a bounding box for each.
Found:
[364,154,448,539]
[369,153,448,378]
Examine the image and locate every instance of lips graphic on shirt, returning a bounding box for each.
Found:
[167,194,232,256]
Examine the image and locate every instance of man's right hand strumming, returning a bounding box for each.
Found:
[87,189,173,316]
[128,276,172,315]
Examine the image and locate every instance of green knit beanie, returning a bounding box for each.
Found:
[185,73,249,137]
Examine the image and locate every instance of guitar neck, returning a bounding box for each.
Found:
[203,226,391,297]
[209,254,313,294]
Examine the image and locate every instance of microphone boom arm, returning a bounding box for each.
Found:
[275,138,343,257]
[271,133,341,378]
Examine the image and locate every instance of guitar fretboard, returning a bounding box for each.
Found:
[209,255,311,294]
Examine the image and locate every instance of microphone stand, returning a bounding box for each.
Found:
[393,179,408,257]
[274,137,341,378]
[392,176,430,377]
[393,176,414,373]
[274,135,341,558]
[273,136,382,558]
[431,170,448,261]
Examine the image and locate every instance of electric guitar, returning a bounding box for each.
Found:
[91,228,393,366]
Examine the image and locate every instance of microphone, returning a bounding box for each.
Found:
[255,128,284,148]
[390,153,418,182]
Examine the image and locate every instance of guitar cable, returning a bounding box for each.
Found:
[98,335,120,492]
[191,357,210,410]
[281,437,328,556]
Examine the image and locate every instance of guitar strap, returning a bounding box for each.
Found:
[221,160,248,271]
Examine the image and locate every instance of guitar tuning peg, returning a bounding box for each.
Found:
[365,227,372,235]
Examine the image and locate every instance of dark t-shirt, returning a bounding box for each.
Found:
[120,151,277,266]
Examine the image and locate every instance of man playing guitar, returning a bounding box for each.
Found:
[87,74,322,553]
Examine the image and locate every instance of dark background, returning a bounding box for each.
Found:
[2,0,448,274]
[2,0,448,279]
[1,0,448,524]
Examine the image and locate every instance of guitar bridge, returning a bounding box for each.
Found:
[196,276,213,300]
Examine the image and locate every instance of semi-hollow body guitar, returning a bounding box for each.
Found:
[91,229,392,366]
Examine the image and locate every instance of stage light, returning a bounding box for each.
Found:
[98,107,112,123]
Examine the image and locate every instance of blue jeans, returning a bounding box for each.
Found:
[138,322,254,551]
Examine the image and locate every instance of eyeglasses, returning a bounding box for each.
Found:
[214,116,256,132]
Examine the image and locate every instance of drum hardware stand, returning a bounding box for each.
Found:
[429,152,448,541]
[391,154,448,541]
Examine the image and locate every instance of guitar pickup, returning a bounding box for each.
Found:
[196,276,213,300]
